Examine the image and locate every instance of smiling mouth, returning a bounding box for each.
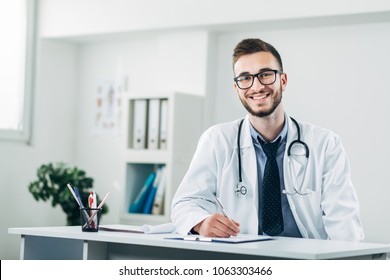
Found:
[251,93,269,100]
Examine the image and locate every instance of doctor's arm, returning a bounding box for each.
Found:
[320,134,364,241]
[171,128,240,237]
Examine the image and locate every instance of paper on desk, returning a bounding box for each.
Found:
[99,223,175,234]
[99,224,144,233]
[141,223,175,234]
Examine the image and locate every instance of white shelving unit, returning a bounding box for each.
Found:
[120,92,203,225]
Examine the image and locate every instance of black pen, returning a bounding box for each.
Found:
[214,197,233,221]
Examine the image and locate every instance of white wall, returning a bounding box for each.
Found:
[1,0,390,259]
[39,0,390,38]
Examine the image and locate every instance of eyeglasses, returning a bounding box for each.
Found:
[234,69,283,89]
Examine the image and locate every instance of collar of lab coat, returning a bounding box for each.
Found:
[239,113,296,148]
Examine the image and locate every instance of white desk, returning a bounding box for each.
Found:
[8,225,390,260]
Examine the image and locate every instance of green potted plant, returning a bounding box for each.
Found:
[28,162,108,226]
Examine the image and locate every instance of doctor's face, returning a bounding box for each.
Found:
[233,51,287,118]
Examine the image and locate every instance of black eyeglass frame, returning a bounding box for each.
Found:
[234,69,283,89]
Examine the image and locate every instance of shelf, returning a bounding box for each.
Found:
[120,92,203,226]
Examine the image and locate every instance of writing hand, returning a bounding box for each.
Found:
[192,214,240,238]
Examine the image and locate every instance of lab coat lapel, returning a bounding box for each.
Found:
[239,117,257,197]
[284,116,306,185]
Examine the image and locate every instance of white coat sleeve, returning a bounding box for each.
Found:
[171,128,219,235]
[320,134,365,241]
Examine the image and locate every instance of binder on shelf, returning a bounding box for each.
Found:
[132,99,148,149]
[129,171,156,213]
[159,99,168,149]
[147,99,160,149]
[152,165,166,215]
[142,166,163,214]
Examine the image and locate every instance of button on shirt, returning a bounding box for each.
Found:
[249,118,302,238]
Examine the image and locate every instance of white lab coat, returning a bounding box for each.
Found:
[171,114,364,241]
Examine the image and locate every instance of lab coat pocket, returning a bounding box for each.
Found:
[286,155,308,188]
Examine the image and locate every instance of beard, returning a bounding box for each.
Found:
[239,85,283,118]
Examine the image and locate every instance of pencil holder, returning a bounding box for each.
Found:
[80,207,102,232]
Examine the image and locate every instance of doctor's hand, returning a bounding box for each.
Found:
[192,214,240,238]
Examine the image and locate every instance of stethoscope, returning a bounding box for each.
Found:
[235,117,311,197]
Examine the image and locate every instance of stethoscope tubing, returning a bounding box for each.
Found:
[237,118,245,184]
[236,116,310,196]
[288,117,309,158]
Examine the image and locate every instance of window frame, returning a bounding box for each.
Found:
[0,0,37,143]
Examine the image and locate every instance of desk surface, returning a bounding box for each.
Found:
[9,225,390,260]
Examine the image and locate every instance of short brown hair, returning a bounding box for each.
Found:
[232,38,283,72]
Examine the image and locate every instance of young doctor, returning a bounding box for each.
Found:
[171,38,364,241]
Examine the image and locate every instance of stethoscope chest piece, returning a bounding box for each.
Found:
[235,182,247,197]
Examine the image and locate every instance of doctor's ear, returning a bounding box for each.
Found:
[281,72,288,91]
[233,82,240,94]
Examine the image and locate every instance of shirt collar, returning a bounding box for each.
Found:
[249,114,288,144]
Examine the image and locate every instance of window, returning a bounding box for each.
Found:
[0,0,36,142]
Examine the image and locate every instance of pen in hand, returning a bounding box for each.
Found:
[214,197,233,222]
